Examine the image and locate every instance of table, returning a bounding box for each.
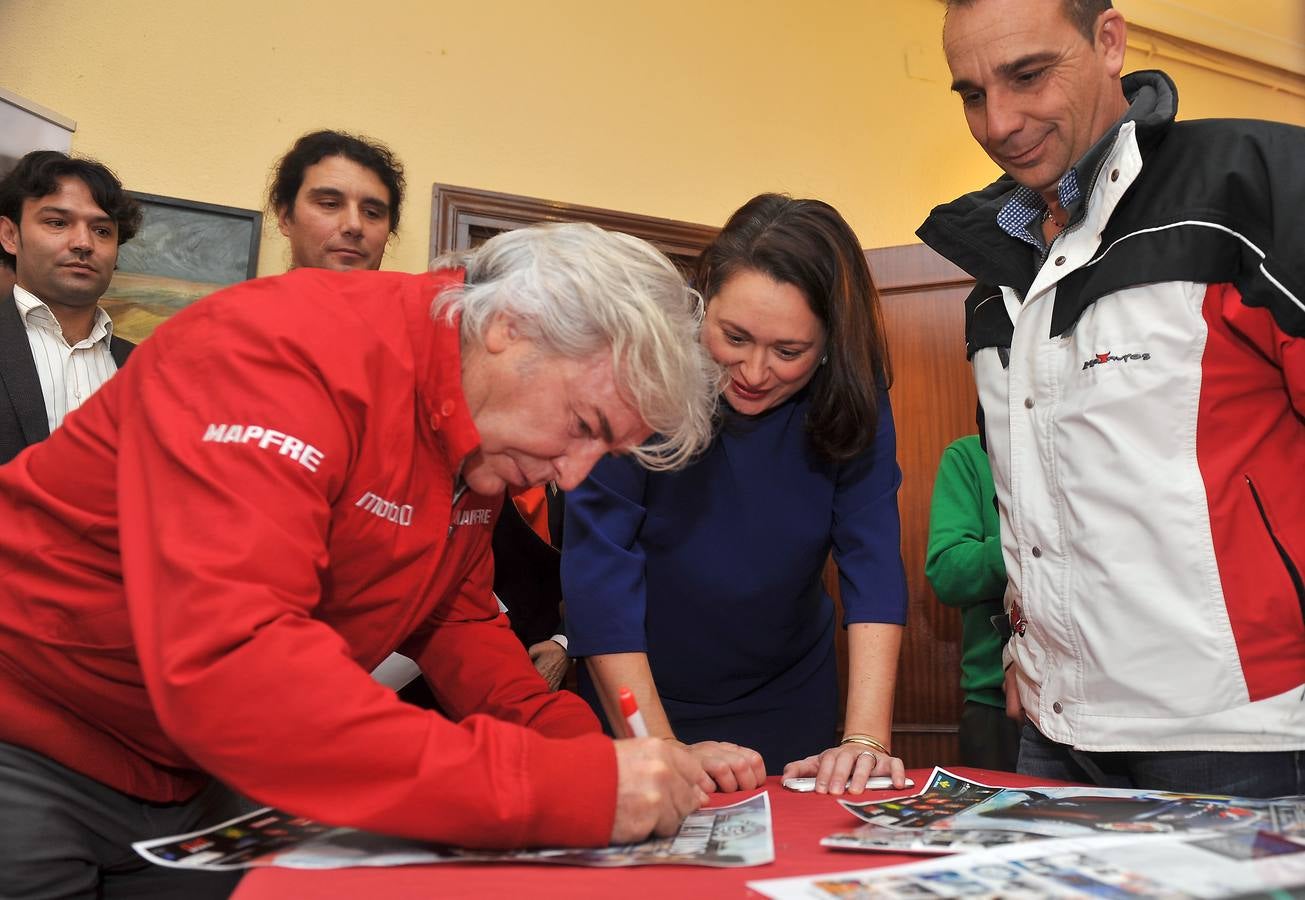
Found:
[232,768,1051,899]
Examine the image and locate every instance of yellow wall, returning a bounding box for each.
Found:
[1,0,1302,276]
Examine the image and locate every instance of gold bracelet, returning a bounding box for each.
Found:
[840,737,885,753]
[840,734,890,755]
[841,733,888,750]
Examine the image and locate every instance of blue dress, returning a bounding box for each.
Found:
[562,387,908,773]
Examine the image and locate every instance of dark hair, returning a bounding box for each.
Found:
[945,0,1112,42]
[696,194,893,463]
[0,150,142,269]
[268,130,405,233]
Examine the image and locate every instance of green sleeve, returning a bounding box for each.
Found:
[924,438,1006,608]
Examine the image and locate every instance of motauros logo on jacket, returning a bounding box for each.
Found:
[1081,350,1152,371]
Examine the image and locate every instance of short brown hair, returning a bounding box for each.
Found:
[945,0,1112,42]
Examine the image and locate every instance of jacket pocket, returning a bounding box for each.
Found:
[1245,474,1305,626]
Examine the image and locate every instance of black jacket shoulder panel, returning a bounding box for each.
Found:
[917,180,1038,296]
[1053,118,1305,337]
[920,86,1305,340]
[965,282,1012,359]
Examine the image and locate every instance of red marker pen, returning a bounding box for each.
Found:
[618,686,649,738]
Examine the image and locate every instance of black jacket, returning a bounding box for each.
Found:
[0,291,134,465]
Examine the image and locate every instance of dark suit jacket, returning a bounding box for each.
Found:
[0,290,134,465]
[492,492,564,648]
[397,491,564,709]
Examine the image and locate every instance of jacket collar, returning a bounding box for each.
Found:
[916,70,1179,292]
[405,269,482,470]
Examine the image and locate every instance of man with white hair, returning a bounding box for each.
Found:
[0,222,718,898]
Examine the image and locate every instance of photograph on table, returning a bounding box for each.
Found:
[840,767,1004,829]
[832,767,1305,855]
[753,830,1305,900]
[134,792,775,871]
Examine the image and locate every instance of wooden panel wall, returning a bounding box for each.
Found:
[828,243,977,768]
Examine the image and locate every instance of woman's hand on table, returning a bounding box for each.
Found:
[611,738,710,843]
[680,740,767,793]
[781,741,907,795]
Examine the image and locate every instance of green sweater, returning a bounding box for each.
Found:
[925,435,1007,708]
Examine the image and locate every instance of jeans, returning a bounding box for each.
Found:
[958,701,1022,772]
[1018,724,1305,797]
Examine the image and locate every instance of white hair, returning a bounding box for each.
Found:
[432,222,718,470]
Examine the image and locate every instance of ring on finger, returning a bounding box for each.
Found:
[857,750,878,768]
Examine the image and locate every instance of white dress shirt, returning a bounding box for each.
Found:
[13,284,119,432]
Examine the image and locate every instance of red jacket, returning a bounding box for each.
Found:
[0,268,617,847]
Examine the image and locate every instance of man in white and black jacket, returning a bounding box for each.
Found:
[918,0,1304,797]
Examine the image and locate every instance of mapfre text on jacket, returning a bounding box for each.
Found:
[201,423,325,472]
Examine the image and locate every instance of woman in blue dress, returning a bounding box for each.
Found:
[562,194,908,794]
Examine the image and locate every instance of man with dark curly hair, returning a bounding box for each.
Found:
[0,149,141,463]
[267,129,405,271]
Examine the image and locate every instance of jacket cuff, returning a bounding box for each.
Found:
[521,731,617,846]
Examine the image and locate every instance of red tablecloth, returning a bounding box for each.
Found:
[232,768,1051,899]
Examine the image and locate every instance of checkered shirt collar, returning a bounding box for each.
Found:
[995,168,1082,250]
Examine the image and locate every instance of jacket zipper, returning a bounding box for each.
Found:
[448,479,468,536]
[1245,475,1305,622]
[1037,136,1117,268]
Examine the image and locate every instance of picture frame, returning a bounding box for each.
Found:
[0,87,75,177]
[429,183,717,276]
[101,191,262,343]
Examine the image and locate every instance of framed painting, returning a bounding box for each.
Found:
[429,183,717,276]
[101,192,262,343]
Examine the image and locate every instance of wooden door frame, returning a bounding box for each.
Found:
[430,183,717,266]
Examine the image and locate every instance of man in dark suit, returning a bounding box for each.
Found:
[493,486,571,688]
[0,150,141,464]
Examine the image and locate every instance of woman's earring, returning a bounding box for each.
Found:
[819,353,829,366]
